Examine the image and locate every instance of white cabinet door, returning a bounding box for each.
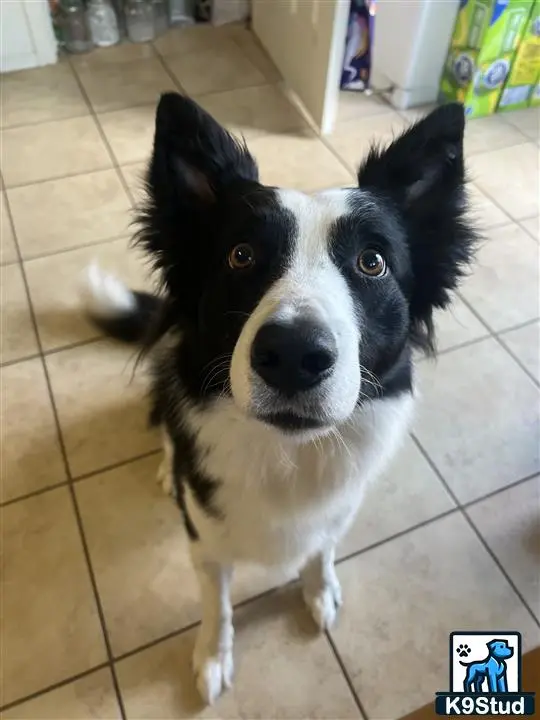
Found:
[1,0,57,73]
[252,0,350,135]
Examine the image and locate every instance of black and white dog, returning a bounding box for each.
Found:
[84,93,476,704]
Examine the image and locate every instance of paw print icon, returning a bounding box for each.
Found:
[456,643,471,658]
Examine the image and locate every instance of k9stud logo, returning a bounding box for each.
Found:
[435,632,535,716]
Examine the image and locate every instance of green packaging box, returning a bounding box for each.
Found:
[498,1,540,110]
[452,0,494,49]
[530,77,540,105]
[440,0,534,118]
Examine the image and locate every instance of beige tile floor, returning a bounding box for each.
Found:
[1,23,539,720]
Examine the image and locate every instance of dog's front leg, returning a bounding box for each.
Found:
[300,546,342,631]
[191,548,234,705]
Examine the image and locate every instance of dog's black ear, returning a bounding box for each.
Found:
[135,94,259,320]
[358,103,477,352]
[148,92,258,206]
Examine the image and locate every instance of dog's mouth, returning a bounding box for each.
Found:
[256,411,328,432]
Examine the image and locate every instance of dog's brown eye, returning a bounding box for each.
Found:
[357,249,386,277]
[229,243,255,270]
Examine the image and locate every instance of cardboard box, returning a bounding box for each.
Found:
[498,1,540,110]
[440,0,534,118]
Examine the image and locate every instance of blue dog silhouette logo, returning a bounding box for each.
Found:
[435,631,536,716]
[458,638,513,693]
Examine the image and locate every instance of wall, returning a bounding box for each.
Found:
[1,0,57,73]
[372,0,459,109]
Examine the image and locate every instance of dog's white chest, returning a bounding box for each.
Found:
[183,394,414,569]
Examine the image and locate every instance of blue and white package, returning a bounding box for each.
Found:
[341,0,376,91]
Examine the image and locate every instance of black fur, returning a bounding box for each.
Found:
[357,103,478,352]
[171,422,222,540]
[90,93,476,532]
[135,93,298,403]
[90,291,162,343]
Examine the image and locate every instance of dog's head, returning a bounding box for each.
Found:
[138,93,475,436]
[488,640,514,660]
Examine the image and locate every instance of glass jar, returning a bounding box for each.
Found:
[61,0,93,54]
[152,0,169,36]
[125,0,155,42]
[87,0,120,47]
[169,0,194,25]
[111,0,126,36]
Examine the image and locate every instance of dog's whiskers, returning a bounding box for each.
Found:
[359,365,383,397]
[201,359,231,396]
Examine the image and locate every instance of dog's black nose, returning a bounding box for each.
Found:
[251,319,337,396]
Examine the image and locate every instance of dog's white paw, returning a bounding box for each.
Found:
[193,645,234,705]
[303,577,342,631]
[156,458,174,497]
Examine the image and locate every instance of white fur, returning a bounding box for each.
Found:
[182,392,413,570]
[157,429,175,497]
[230,189,361,424]
[191,549,234,704]
[301,546,342,630]
[149,188,417,704]
[165,391,413,702]
[85,189,415,704]
[81,263,136,318]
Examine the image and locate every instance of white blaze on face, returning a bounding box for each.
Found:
[230,188,362,423]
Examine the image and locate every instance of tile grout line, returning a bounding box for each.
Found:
[455,290,540,386]
[417,314,539,365]
[1,191,128,720]
[468,177,533,226]
[150,41,187,98]
[113,584,281,664]
[51,451,129,719]
[4,163,116,192]
[4,312,538,373]
[1,338,102,369]
[317,128,364,178]
[3,462,538,713]
[315,103,535,233]
[0,448,162,508]
[410,433,540,630]
[493,332,540,388]
[66,55,143,210]
[0,663,111,714]
[461,504,540,628]
[20,231,133,262]
[1,479,70,509]
[73,447,161,483]
[519,217,539,242]
[2,109,92,132]
[495,316,540,335]
[0,584,280,714]
[154,43,292,120]
[4,61,538,715]
[501,118,538,146]
[325,631,369,720]
[7,450,532,557]
[428,332,492,359]
[335,507,459,569]
[1,351,43,368]
[462,470,540,509]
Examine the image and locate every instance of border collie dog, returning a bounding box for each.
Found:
[85,94,475,704]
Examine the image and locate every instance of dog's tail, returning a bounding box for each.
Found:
[81,263,163,344]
